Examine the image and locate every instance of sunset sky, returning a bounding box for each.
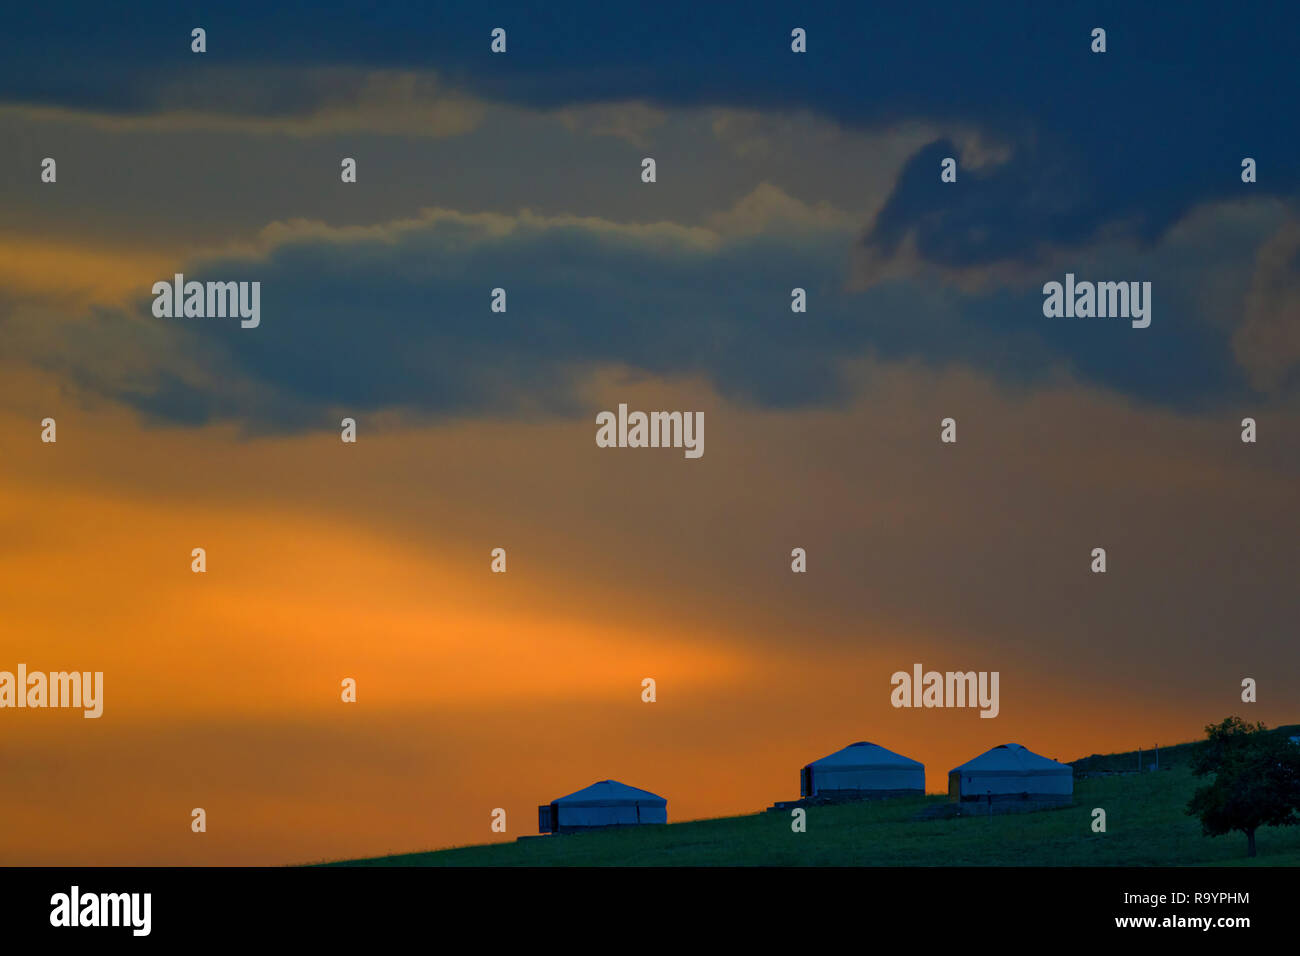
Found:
[1,3,1298,864]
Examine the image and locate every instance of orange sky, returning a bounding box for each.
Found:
[2,356,1295,864]
[1,79,1297,865]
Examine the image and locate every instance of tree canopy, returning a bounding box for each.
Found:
[1186,717,1300,857]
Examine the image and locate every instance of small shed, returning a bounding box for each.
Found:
[538,780,667,833]
[948,743,1073,803]
[801,741,925,800]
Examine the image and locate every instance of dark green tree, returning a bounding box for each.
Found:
[1186,717,1300,858]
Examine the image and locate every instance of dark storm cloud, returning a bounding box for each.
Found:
[40,203,1261,432]
[9,2,1298,426]
[5,3,1296,269]
[64,216,869,431]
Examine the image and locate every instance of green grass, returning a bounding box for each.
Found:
[1070,724,1300,774]
[328,762,1300,866]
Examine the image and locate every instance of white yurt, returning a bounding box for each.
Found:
[800,741,925,800]
[538,780,667,833]
[948,743,1073,803]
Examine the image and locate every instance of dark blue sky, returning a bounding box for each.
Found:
[6,1,1298,424]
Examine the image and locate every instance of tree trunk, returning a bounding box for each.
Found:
[1246,829,1256,858]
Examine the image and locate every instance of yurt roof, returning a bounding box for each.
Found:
[805,741,923,770]
[949,743,1071,774]
[552,780,667,807]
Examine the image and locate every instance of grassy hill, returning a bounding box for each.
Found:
[328,727,1300,866]
[1070,723,1300,774]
